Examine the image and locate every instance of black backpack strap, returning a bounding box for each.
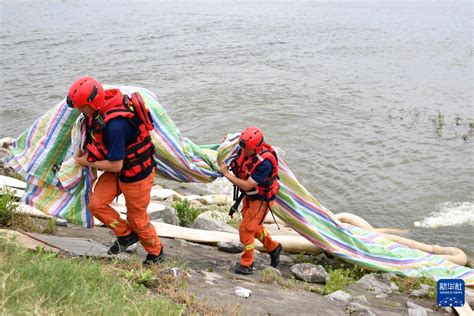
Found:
[229,189,245,218]
[267,204,280,230]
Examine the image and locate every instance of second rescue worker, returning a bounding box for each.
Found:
[219,127,283,275]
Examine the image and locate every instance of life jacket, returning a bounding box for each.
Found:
[84,89,155,181]
[231,143,280,201]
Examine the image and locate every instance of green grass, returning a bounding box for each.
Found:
[8,172,25,182]
[283,276,297,289]
[0,187,57,234]
[392,275,437,300]
[317,265,367,295]
[260,267,282,284]
[0,235,184,315]
[0,188,17,226]
[294,252,318,264]
[173,199,201,227]
[0,164,25,181]
[226,213,242,229]
[44,218,58,235]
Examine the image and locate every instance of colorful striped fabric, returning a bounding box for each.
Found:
[6,85,473,286]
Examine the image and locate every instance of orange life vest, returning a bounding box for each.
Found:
[84,89,155,181]
[231,143,280,201]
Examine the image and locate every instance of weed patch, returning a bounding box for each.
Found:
[316,266,367,295]
[0,188,57,234]
[44,218,57,235]
[392,275,436,300]
[260,267,282,284]
[226,213,242,229]
[173,199,201,226]
[0,188,17,226]
[294,252,318,264]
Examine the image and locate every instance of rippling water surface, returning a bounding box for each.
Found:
[1,0,472,254]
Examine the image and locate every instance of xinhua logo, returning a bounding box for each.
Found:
[437,279,465,307]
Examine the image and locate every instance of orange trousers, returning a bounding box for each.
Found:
[89,171,162,256]
[239,198,279,267]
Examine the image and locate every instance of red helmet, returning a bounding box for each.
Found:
[66,76,105,110]
[239,126,264,150]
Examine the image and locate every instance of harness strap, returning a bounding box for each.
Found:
[105,108,132,116]
[125,135,152,155]
[115,173,120,203]
[233,185,239,201]
[122,146,154,169]
[269,205,280,230]
[229,190,245,217]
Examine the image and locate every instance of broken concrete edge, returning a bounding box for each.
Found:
[0,228,58,252]
[0,228,131,260]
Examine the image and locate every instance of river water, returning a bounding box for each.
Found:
[1,0,473,254]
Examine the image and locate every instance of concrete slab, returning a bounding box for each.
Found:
[0,175,27,190]
[0,229,57,252]
[16,203,52,219]
[24,232,130,259]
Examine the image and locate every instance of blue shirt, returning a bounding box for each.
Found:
[104,117,136,161]
[104,117,153,183]
[250,159,273,184]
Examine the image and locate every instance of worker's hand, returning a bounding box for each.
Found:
[219,162,230,176]
[74,152,88,167]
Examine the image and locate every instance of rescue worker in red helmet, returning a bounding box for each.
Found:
[67,76,164,265]
[219,127,283,275]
